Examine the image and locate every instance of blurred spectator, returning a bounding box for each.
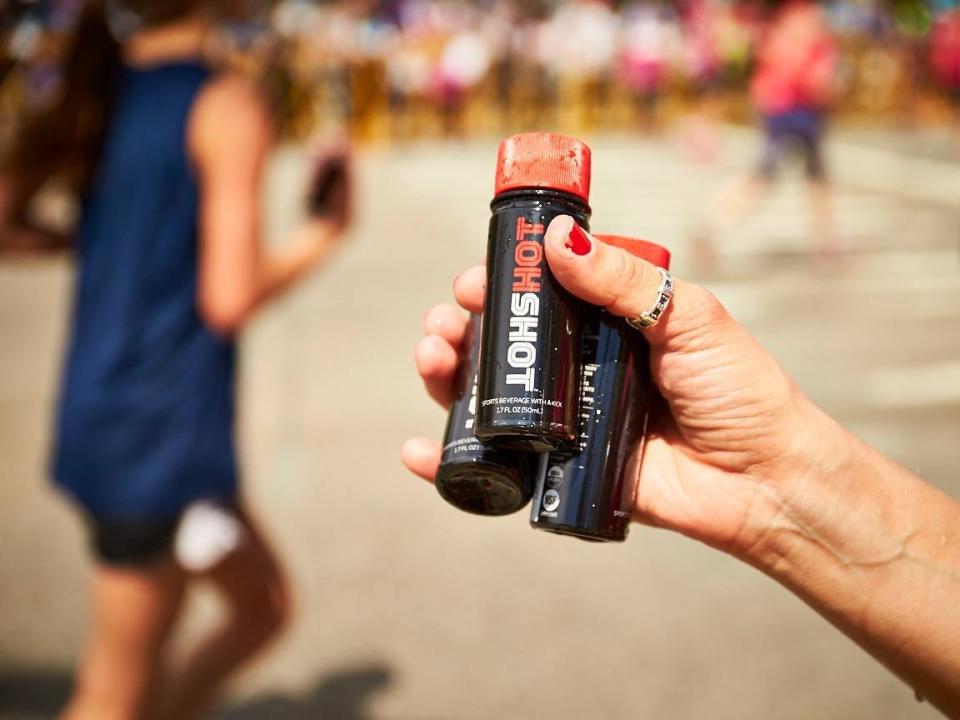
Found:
[619,1,680,129]
[4,1,960,141]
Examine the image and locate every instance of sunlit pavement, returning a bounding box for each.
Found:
[1,128,957,719]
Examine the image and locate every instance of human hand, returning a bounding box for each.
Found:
[405,216,960,716]
[402,215,839,559]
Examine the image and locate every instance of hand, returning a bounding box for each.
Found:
[404,216,960,715]
[402,215,841,559]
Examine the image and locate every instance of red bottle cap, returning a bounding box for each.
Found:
[595,235,671,270]
[494,132,591,203]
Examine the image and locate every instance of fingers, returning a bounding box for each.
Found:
[453,265,485,314]
[543,215,731,349]
[401,437,441,483]
[407,307,461,481]
[415,334,460,408]
[543,215,660,318]
[422,304,469,348]
[417,304,468,408]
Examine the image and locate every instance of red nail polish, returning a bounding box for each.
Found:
[566,224,592,256]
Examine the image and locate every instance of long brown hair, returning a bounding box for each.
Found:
[1,0,199,224]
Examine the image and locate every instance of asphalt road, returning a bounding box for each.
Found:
[1,129,958,719]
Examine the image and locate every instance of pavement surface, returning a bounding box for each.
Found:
[1,128,958,719]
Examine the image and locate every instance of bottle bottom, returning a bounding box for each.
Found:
[436,461,532,516]
[530,521,629,543]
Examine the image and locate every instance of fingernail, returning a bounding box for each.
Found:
[566,224,592,256]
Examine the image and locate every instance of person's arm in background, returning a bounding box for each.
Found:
[403,217,960,717]
[190,75,349,335]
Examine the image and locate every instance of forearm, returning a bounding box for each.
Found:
[254,219,340,309]
[748,405,960,715]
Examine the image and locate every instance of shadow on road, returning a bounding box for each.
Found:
[0,667,73,718]
[219,665,393,720]
[0,664,392,720]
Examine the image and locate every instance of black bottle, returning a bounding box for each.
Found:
[436,315,539,515]
[530,236,671,542]
[307,151,350,223]
[475,132,592,453]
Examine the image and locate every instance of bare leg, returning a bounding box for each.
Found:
[61,560,186,720]
[693,173,770,270]
[807,178,838,255]
[156,515,291,720]
[706,173,770,234]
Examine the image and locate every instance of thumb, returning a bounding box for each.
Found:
[543,215,732,350]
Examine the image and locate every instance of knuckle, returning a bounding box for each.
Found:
[607,251,654,312]
[422,306,441,332]
[413,337,438,369]
[686,285,728,325]
[658,282,733,350]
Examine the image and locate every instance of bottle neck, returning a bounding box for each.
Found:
[491,188,592,216]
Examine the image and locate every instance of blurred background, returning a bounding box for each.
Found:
[1,0,959,718]
[4,0,960,141]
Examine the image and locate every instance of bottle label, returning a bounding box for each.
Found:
[465,375,478,430]
[505,217,544,392]
[480,215,565,418]
[535,325,600,517]
[442,374,480,453]
[477,197,587,447]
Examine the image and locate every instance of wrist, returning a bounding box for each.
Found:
[736,395,950,587]
[287,219,337,265]
[730,400,960,715]
[731,394,863,574]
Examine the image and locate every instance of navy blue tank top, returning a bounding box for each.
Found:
[53,61,238,519]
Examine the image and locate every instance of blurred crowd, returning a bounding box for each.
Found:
[3,0,960,141]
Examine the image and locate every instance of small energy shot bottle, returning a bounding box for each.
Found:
[530,236,671,542]
[476,132,592,452]
[436,315,540,516]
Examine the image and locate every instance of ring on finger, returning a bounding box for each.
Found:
[625,267,674,330]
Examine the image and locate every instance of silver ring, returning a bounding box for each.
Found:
[625,267,674,330]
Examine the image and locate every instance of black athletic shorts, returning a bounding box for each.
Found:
[757,108,827,181]
[86,515,180,567]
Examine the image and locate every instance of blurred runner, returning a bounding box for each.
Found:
[0,2,350,718]
[929,5,960,122]
[695,0,839,264]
